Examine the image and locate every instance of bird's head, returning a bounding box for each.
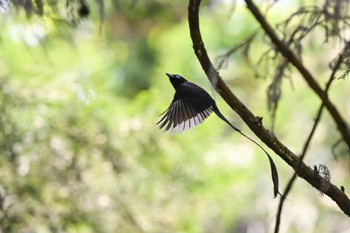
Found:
[166,73,187,90]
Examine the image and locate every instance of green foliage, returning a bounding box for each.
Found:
[0,1,350,233]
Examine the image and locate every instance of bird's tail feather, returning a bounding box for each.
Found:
[214,107,280,198]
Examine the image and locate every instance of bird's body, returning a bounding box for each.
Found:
[158,73,279,197]
[158,73,241,134]
[158,78,215,135]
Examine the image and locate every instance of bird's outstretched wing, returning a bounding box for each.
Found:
[157,82,215,135]
[157,99,213,135]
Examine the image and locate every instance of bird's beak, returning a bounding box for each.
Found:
[165,73,174,78]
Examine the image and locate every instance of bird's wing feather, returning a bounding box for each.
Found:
[158,98,213,135]
[158,81,216,134]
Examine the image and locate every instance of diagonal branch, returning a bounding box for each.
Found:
[188,0,350,216]
[244,0,350,150]
[274,48,347,233]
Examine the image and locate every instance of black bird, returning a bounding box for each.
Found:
[158,73,279,197]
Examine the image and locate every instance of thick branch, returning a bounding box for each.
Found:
[188,0,350,216]
[244,0,350,150]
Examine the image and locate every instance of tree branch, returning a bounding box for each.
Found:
[188,0,350,216]
[274,49,347,233]
[244,0,350,150]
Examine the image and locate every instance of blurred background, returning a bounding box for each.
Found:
[0,0,350,232]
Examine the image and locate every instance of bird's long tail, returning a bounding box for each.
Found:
[214,107,280,198]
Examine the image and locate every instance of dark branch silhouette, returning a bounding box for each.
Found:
[188,0,350,218]
[244,0,350,150]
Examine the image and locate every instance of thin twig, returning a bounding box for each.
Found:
[216,32,257,70]
[274,45,348,233]
[244,0,350,150]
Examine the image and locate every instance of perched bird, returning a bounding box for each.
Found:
[158,73,279,197]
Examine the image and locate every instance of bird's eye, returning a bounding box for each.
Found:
[175,75,181,79]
